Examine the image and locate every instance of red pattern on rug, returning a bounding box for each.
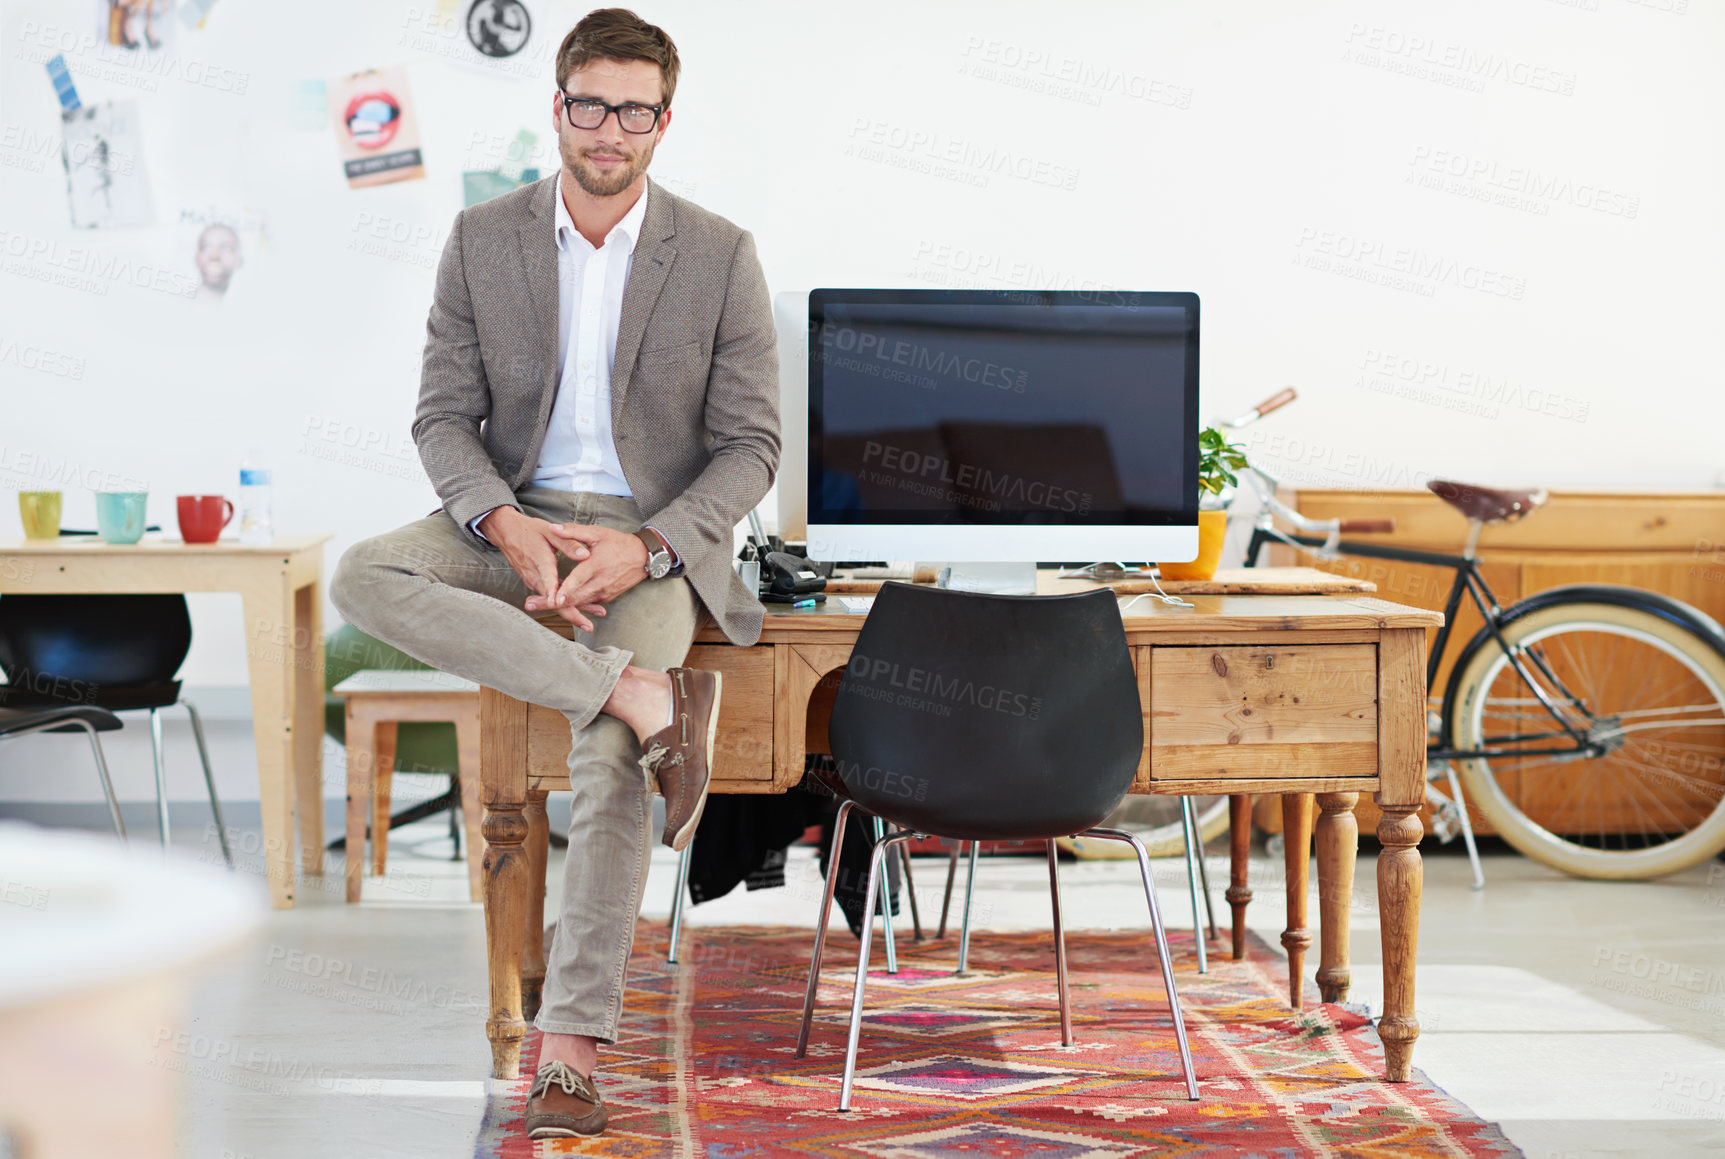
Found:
[475,924,1519,1157]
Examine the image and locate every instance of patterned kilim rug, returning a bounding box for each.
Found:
[475,923,1518,1158]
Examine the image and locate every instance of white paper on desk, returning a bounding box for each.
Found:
[839,597,875,612]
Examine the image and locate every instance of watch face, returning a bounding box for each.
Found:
[647,554,670,579]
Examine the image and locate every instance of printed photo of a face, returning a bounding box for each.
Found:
[195,223,241,301]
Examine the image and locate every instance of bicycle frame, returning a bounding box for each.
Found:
[1239,472,1602,766]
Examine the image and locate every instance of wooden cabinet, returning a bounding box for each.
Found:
[1269,490,1725,837]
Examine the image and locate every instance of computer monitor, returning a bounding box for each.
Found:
[791,289,1199,582]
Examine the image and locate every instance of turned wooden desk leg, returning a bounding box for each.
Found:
[1227,794,1253,960]
[1377,627,1427,1082]
[1279,793,1313,1011]
[481,689,530,1080]
[522,789,550,1024]
[1315,792,1359,1003]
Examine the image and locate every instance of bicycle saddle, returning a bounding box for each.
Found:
[1427,479,1548,524]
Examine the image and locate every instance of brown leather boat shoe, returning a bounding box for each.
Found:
[525,1060,607,1138]
[640,666,722,852]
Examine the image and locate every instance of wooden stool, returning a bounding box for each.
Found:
[334,670,483,903]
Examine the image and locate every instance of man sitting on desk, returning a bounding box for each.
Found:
[330,7,779,1140]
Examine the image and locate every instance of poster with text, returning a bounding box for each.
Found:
[329,66,425,189]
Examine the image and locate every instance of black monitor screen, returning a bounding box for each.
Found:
[808,289,1197,526]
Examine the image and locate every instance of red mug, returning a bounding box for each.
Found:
[177,495,234,544]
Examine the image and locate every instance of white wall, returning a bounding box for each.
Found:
[2,0,1721,799]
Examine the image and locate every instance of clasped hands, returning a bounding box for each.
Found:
[479,506,650,634]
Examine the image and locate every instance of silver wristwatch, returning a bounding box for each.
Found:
[636,528,677,580]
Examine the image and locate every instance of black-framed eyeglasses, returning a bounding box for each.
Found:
[559,93,663,134]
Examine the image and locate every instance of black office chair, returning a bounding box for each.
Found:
[792,583,1200,1109]
[0,705,127,837]
[0,595,231,864]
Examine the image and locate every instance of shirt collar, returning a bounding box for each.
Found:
[554,172,649,255]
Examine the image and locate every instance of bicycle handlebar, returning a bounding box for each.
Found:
[1218,387,1298,430]
[1254,387,1297,417]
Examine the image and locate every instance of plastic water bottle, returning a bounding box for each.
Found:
[239,460,273,545]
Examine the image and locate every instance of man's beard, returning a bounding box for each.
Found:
[563,137,655,197]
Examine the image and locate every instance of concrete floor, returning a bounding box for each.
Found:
[162,820,1725,1158]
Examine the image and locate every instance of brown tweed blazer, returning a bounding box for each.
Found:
[414,175,781,646]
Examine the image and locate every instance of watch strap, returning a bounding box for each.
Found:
[635,528,681,578]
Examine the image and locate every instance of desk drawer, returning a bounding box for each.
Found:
[1147,645,1378,781]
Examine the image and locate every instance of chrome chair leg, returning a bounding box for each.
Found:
[149,707,171,850]
[956,839,980,973]
[1185,797,1219,941]
[899,842,923,939]
[667,840,693,963]
[1447,763,1486,891]
[936,841,961,937]
[869,814,898,974]
[1083,826,1201,1100]
[4,718,125,840]
[1181,799,1208,973]
[181,701,231,868]
[1046,840,1072,1046]
[840,831,916,1111]
[81,722,126,840]
[796,800,854,1057]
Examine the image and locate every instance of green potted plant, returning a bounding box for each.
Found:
[1159,426,1248,581]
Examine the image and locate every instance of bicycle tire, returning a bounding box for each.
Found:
[1059,795,1230,859]
[1448,598,1725,879]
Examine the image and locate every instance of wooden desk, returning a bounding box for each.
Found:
[0,535,330,908]
[480,591,1442,1084]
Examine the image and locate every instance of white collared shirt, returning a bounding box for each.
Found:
[531,174,649,496]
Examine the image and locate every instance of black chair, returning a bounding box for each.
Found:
[0,705,127,837]
[0,595,231,863]
[793,583,1199,1108]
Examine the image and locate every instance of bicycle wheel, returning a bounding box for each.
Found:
[1060,795,1230,859]
[1448,599,1725,879]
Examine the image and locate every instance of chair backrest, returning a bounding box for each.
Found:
[0,595,192,688]
[827,583,1143,841]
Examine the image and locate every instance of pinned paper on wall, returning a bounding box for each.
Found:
[46,55,81,111]
[178,0,219,29]
[464,0,533,61]
[496,129,536,182]
[103,0,174,54]
[291,79,327,131]
[410,0,541,79]
[62,101,155,228]
[329,66,425,189]
[180,207,267,304]
[462,168,540,207]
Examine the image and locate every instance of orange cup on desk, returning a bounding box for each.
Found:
[177,495,234,544]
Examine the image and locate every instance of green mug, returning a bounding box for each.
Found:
[19,491,62,540]
[95,491,149,545]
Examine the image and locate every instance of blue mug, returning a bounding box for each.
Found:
[95,491,149,545]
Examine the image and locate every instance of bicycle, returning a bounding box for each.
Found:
[1223,391,1725,882]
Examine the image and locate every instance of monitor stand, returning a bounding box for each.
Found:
[931,561,1038,596]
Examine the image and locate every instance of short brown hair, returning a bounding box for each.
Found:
[556,8,680,107]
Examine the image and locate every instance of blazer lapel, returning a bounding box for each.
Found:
[611,179,676,421]
[517,177,561,441]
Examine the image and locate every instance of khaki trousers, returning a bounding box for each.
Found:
[331,486,701,1040]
